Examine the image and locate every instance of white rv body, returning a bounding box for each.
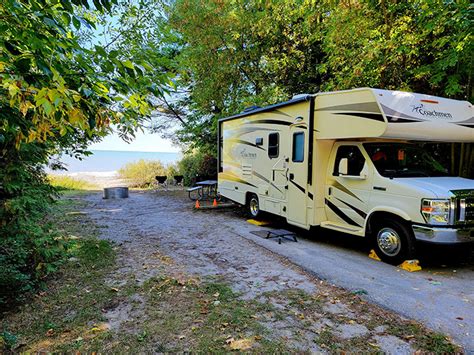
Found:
[217,88,474,262]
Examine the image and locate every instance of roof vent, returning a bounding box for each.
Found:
[242,105,260,113]
[292,93,310,100]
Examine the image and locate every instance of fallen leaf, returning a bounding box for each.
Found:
[90,323,110,333]
[179,335,185,340]
[213,292,220,298]
[254,335,262,340]
[297,314,305,320]
[225,337,235,344]
[229,338,254,350]
[45,329,54,337]
[111,287,119,292]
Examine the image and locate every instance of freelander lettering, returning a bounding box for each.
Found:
[411,104,452,119]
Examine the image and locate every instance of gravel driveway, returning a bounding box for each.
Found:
[83,190,472,352]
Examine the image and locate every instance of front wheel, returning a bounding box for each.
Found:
[248,194,260,218]
[372,218,416,265]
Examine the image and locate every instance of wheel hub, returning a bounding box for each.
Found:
[377,228,401,256]
[250,198,259,216]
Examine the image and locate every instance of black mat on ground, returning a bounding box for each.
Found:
[250,230,271,238]
[250,229,298,244]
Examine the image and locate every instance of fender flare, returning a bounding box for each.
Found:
[364,207,411,231]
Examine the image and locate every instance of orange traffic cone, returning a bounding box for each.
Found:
[213,199,218,207]
[195,200,200,209]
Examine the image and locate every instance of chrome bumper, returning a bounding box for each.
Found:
[412,225,474,244]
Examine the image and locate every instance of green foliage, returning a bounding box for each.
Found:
[321,1,473,98]
[0,150,67,307]
[0,0,167,146]
[158,0,472,175]
[161,0,328,154]
[118,159,168,187]
[177,151,217,186]
[48,175,97,191]
[0,0,167,306]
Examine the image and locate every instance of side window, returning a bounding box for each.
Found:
[268,132,279,158]
[292,132,305,162]
[333,145,365,176]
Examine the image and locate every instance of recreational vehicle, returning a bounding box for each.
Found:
[217,88,474,264]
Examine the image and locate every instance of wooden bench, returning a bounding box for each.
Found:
[266,229,298,244]
[187,186,203,200]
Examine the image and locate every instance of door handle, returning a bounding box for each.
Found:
[328,187,332,195]
[289,173,294,180]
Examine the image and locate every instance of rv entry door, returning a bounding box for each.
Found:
[287,125,309,227]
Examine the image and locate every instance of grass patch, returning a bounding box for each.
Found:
[48,175,97,190]
[387,321,458,353]
[0,194,117,352]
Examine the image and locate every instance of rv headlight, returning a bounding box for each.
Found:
[421,199,450,225]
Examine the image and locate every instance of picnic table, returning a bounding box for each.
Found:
[187,180,218,200]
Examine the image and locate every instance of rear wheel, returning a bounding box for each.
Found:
[248,194,260,218]
[372,218,416,265]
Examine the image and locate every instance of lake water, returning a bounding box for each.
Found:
[52,150,181,173]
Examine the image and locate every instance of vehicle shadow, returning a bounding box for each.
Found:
[240,210,474,270]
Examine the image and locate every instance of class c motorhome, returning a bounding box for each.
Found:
[217,88,474,264]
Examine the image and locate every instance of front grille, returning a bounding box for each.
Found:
[451,190,474,224]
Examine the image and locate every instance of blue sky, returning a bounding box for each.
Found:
[89,131,180,153]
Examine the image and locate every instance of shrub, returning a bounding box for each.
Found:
[118,159,167,188]
[177,151,217,186]
[0,159,67,309]
[48,175,97,190]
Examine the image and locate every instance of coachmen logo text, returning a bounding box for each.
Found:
[240,148,256,159]
[410,104,453,119]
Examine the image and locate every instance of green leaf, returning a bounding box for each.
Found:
[122,60,134,69]
[42,101,53,115]
[72,16,81,30]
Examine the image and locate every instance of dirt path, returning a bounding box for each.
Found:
[79,190,460,352]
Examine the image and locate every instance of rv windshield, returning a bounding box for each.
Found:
[363,143,449,178]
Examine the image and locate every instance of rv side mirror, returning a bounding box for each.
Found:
[338,158,348,176]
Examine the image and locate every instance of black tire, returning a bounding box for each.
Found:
[371,218,416,265]
[247,194,260,219]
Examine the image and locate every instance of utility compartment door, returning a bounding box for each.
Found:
[287,125,309,227]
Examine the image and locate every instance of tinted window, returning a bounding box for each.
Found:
[268,133,279,158]
[364,143,448,177]
[333,146,365,176]
[292,132,305,162]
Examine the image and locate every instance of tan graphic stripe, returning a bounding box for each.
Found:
[315,102,380,113]
[218,173,257,188]
[227,138,265,150]
[332,181,363,202]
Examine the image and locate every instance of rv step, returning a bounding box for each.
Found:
[320,221,361,233]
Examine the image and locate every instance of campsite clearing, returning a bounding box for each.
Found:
[2,190,471,352]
